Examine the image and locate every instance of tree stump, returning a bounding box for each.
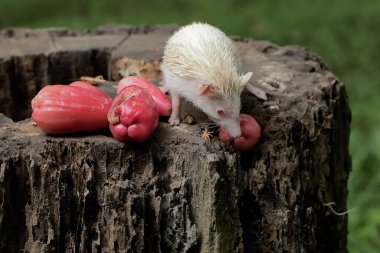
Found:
[0,25,351,253]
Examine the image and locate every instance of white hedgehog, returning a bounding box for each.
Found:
[161,22,263,137]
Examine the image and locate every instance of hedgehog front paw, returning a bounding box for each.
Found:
[169,116,180,126]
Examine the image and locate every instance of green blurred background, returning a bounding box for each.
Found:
[1,0,379,251]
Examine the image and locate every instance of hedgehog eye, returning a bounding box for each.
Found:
[217,108,225,117]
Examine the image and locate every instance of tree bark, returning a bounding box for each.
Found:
[0,25,350,252]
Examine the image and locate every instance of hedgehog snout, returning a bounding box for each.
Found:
[220,118,241,138]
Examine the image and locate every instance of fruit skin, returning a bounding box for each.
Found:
[108,85,159,143]
[117,76,172,116]
[70,81,111,99]
[219,113,261,151]
[31,83,113,134]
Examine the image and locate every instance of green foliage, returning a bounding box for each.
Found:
[1,0,379,251]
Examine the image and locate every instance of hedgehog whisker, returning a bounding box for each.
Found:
[197,122,219,129]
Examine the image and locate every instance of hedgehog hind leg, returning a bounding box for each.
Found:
[245,83,268,101]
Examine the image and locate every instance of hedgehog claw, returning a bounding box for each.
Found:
[169,117,180,126]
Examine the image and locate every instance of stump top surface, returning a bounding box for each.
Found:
[0,24,346,170]
[0,25,346,170]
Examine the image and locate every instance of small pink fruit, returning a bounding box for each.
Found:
[108,85,159,143]
[117,76,172,116]
[219,113,261,151]
[31,84,113,134]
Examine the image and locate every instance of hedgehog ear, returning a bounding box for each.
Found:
[240,72,253,87]
[199,84,220,98]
